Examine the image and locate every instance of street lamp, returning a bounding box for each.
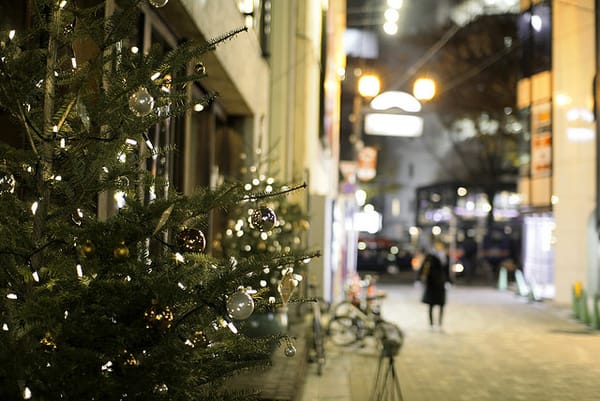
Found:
[350,72,381,145]
[351,72,381,182]
[357,74,381,98]
[413,77,436,101]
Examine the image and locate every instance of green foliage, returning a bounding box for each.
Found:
[217,156,313,299]
[0,1,305,400]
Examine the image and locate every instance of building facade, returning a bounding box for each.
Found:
[517,0,598,304]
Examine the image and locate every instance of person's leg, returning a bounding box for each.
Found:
[428,304,434,327]
[438,304,444,326]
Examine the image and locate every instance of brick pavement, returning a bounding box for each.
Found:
[300,282,600,401]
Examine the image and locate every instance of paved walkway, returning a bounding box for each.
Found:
[299,282,600,401]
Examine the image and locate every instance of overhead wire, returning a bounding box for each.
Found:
[389,24,461,91]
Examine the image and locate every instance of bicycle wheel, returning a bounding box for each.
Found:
[328,316,358,346]
[309,303,325,376]
[312,314,326,375]
[333,301,359,319]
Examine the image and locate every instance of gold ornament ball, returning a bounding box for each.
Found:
[144,303,174,330]
[80,240,95,257]
[113,242,130,260]
[192,330,209,347]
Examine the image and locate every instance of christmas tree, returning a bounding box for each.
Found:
[217,153,311,295]
[0,1,314,399]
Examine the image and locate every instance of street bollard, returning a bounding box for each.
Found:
[497,267,508,291]
[593,293,600,330]
[579,289,591,325]
[572,282,582,320]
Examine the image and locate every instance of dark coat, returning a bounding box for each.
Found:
[419,253,450,306]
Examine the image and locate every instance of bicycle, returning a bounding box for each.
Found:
[307,283,328,375]
[327,274,387,346]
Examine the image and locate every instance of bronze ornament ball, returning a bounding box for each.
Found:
[176,228,206,253]
[250,206,277,232]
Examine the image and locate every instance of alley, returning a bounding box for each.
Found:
[300,282,600,401]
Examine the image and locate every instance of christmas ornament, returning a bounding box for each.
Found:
[226,291,254,320]
[80,240,95,257]
[277,270,298,305]
[154,384,169,395]
[153,204,174,235]
[63,23,74,35]
[194,62,206,75]
[250,206,277,231]
[122,350,138,366]
[40,334,57,351]
[113,242,130,260]
[0,162,16,194]
[149,0,169,7]
[176,228,206,253]
[192,330,209,347]
[128,86,155,117]
[71,209,84,226]
[144,302,173,330]
[284,343,296,357]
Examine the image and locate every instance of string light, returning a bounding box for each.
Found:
[142,132,154,150]
[59,1,68,9]
[8,30,15,40]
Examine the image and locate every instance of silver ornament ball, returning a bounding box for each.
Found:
[128,87,155,117]
[226,291,255,320]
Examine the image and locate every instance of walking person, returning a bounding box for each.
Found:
[418,239,451,330]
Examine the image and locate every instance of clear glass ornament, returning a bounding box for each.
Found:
[0,171,16,194]
[149,0,169,7]
[250,206,277,231]
[128,86,154,117]
[284,344,296,357]
[226,291,254,320]
[194,62,206,75]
